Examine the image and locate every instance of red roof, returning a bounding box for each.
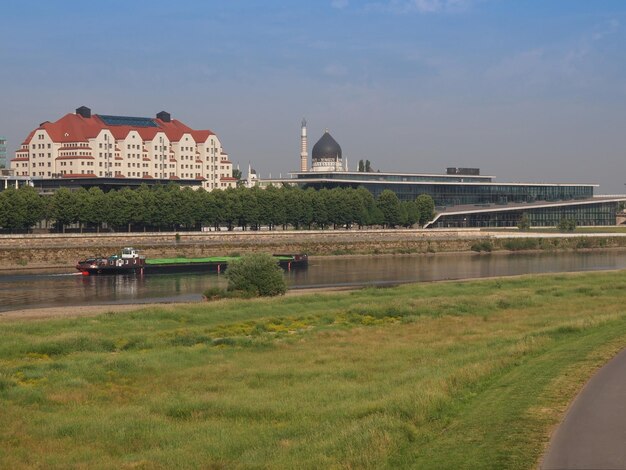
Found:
[11,157,29,162]
[19,112,216,146]
[21,130,36,145]
[169,176,180,180]
[221,177,238,181]
[195,175,206,181]
[142,174,154,179]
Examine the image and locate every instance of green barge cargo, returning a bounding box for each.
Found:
[76,248,307,275]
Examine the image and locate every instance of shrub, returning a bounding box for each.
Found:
[517,214,531,231]
[471,240,493,252]
[557,217,576,232]
[502,238,539,251]
[203,287,229,300]
[203,287,258,301]
[225,253,287,297]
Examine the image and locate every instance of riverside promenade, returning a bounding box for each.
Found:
[542,348,626,469]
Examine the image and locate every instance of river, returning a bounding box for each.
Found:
[1,250,626,313]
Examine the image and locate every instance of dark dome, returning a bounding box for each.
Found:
[312,131,342,161]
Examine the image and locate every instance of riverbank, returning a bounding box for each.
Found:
[1,271,626,468]
[2,228,626,271]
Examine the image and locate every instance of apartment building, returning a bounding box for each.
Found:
[11,107,237,190]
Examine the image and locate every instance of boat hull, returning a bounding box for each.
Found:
[76,255,307,276]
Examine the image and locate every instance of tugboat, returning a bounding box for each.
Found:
[76,248,308,276]
[76,247,145,275]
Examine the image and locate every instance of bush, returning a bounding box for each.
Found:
[471,240,493,252]
[502,238,539,251]
[557,217,576,232]
[203,287,228,300]
[203,287,259,301]
[225,253,287,297]
[517,214,531,231]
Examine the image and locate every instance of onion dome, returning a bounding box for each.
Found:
[312,131,342,161]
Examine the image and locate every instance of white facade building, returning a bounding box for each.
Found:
[11,107,237,190]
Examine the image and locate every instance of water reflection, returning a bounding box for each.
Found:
[1,250,626,313]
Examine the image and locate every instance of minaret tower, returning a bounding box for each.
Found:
[300,118,308,172]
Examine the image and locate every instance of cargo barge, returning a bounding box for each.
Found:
[76,248,307,276]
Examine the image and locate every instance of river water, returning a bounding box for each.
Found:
[1,250,626,313]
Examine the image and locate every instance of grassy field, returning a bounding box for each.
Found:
[2,272,626,469]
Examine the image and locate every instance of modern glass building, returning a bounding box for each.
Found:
[285,171,625,228]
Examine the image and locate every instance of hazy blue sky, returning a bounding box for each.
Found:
[1,0,626,192]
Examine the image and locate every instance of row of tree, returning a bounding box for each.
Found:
[0,184,435,233]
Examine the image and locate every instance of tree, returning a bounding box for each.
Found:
[403,200,420,227]
[517,213,531,231]
[365,160,372,172]
[50,187,78,233]
[225,253,287,296]
[0,191,7,229]
[377,190,402,228]
[283,187,306,229]
[558,217,576,232]
[358,160,364,172]
[73,188,90,233]
[416,194,436,226]
[311,188,330,229]
[17,186,45,231]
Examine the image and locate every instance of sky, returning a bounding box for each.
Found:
[1,0,626,192]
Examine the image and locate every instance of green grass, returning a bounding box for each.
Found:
[2,272,626,468]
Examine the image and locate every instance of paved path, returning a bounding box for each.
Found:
[542,348,626,470]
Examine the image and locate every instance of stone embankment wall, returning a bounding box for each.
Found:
[1,229,626,271]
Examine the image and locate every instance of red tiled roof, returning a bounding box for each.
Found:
[221,177,238,181]
[190,129,214,143]
[196,175,207,181]
[142,174,154,179]
[19,112,216,146]
[169,176,180,180]
[21,130,36,145]
[11,157,29,162]
[143,157,151,161]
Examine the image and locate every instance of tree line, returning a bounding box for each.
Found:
[0,184,435,233]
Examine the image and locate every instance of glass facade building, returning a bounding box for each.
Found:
[430,201,620,228]
[294,172,595,206]
[290,171,623,227]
